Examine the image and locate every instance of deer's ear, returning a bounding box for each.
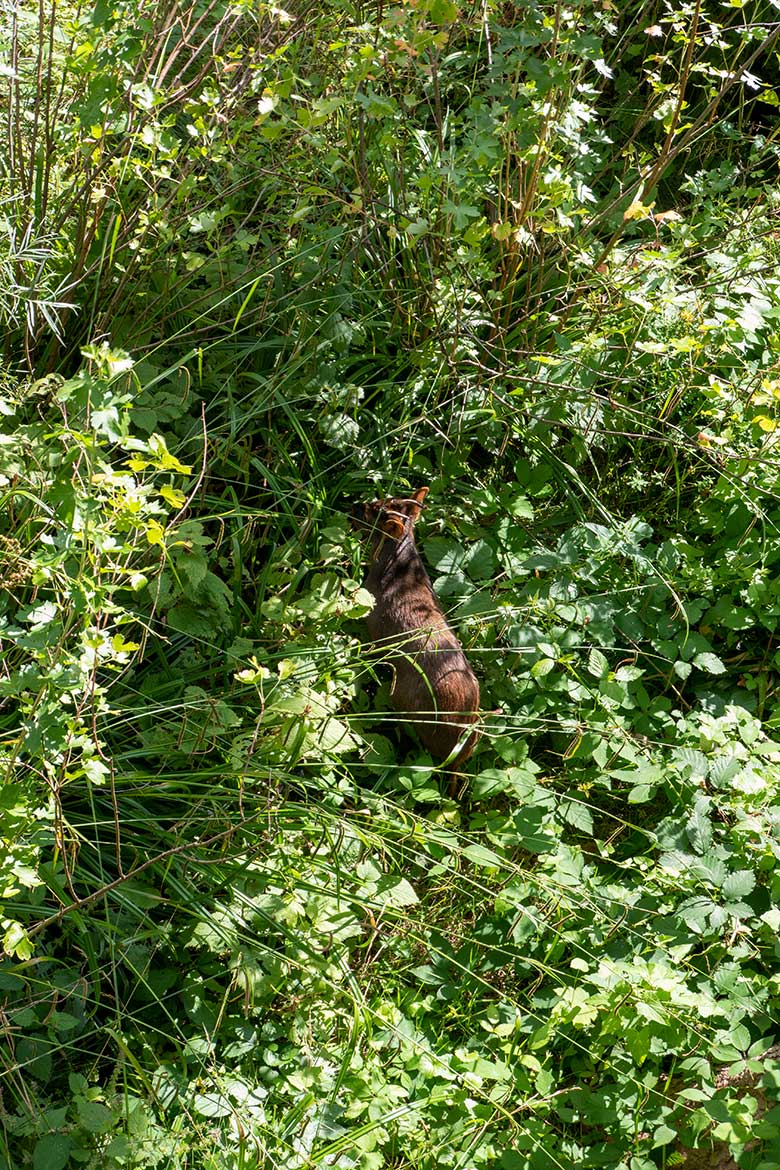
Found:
[409,486,428,522]
[381,516,406,540]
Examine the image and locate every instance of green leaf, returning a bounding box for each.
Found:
[686,796,712,854]
[560,799,593,835]
[586,648,609,678]
[627,784,653,803]
[34,1135,73,1170]
[76,1098,116,1134]
[693,652,726,674]
[462,844,503,869]
[463,539,497,580]
[373,875,419,907]
[722,871,756,900]
[652,1124,677,1148]
[508,494,534,519]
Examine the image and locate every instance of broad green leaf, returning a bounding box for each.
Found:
[76,1099,116,1133]
[560,799,593,835]
[34,1136,72,1170]
[373,875,419,908]
[722,871,756,900]
[462,844,502,869]
[693,652,726,674]
[586,647,609,678]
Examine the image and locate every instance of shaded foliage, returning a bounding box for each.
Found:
[2,2,780,1169]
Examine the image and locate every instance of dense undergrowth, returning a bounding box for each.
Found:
[3,1,780,1167]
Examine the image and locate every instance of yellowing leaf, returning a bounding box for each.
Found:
[754,415,777,432]
[624,200,653,221]
[111,634,141,654]
[146,519,165,545]
[159,485,187,509]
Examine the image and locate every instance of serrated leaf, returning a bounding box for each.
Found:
[615,665,643,681]
[586,648,609,678]
[709,756,741,788]
[686,796,712,854]
[722,870,756,900]
[560,799,593,834]
[425,537,466,573]
[76,1099,116,1134]
[34,1135,73,1170]
[509,494,533,519]
[676,748,709,779]
[463,539,497,580]
[471,767,512,798]
[159,484,186,508]
[678,896,715,934]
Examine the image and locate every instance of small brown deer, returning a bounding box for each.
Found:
[356,487,480,768]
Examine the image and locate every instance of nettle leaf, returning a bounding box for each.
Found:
[33,1136,73,1170]
[76,1098,116,1134]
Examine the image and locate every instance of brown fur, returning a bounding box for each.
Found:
[357,487,480,767]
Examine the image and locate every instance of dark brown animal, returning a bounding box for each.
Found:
[357,487,480,767]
